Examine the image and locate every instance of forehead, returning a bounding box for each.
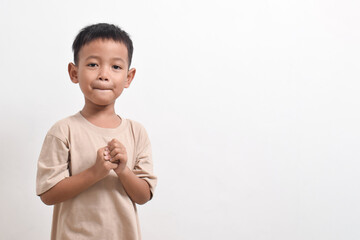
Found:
[78,39,128,63]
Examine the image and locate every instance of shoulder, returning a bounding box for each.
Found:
[123,118,151,143]
[123,119,152,154]
[125,119,148,134]
[46,113,82,141]
[126,119,145,130]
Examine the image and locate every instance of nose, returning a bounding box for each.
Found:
[98,67,109,81]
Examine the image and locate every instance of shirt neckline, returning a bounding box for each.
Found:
[75,111,127,135]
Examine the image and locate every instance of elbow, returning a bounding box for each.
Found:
[136,198,149,205]
[40,193,56,206]
[135,191,152,205]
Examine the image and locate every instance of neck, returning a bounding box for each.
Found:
[82,103,115,117]
[80,102,121,128]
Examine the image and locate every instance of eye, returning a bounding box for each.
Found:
[87,63,98,67]
[112,65,122,70]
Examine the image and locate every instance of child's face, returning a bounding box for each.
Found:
[68,39,135,108]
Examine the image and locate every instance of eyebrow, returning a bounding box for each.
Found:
[85,56,125,63]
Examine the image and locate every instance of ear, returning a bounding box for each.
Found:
[68,63,79,83]
[125,68,136,88]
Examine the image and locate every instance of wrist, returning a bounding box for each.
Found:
[88,165,103,182]
[115,165,130,178]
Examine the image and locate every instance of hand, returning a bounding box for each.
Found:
[107,138,128,174]
[91,146,119,180]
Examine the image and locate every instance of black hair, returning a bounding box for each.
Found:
[72,23,134,68]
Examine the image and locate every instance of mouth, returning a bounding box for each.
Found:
[92,82,113,91]
[93,85,113,91]
[93,87,112,91]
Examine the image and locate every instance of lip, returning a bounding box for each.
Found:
[93,87,112,90]
[92,84,113,90]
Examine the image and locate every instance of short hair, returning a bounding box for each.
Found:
[72,23,134,68]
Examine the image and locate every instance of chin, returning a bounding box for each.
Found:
[96,101,116,106]
[89,99,116,107]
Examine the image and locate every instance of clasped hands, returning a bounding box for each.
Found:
[93,138,128,179]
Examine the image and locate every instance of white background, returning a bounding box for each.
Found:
[1,0,360,239]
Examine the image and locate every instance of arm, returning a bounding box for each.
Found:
[107,139,151,205]
[116,167,151,205]
[40,147,118,205]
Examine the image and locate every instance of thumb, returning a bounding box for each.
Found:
[97,146,109,157]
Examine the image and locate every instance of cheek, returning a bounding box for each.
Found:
[78,83,90,96]
[79,71,95,79]
[78,72,95,84]
[114,85,125,97]
[114,74,127,87]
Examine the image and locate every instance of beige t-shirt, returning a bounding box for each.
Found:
[36,112,157,240]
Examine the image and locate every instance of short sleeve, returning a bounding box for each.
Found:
[132,126,157,199]
[36,134,70,196]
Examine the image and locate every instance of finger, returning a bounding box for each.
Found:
[107,143,117,152]
[110,147,124,158]
[111,148,127,160]
[107,139,118,148]
[111,152,126,163]
[105,161,118,169]
[97,146,108,157]
[101,147,111,160]
[104,152,111,161]
[115,140,126,149]
[103,149,109,158]
[103,147,109,155]
[110,159,120,164]
[108,139,125,150]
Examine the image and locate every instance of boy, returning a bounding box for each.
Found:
[36,23,157,240]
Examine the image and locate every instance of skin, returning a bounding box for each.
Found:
[40,39,151,205]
